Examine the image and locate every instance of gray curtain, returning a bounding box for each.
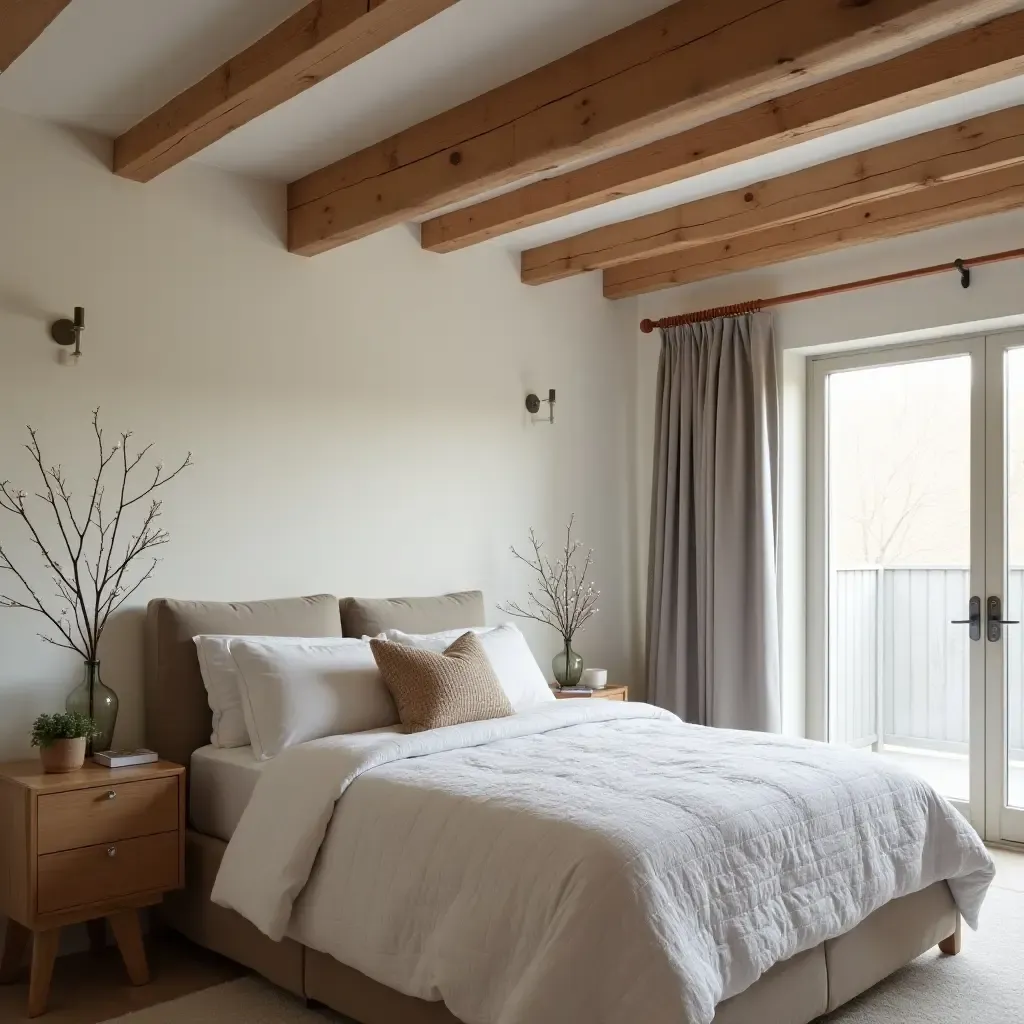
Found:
[646,312,781,732]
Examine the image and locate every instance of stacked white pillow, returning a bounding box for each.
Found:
[227,637,399,760]
[194,634,300,748]
[194,634,394,754]
[386,623,554,712]
[193,622,552,760]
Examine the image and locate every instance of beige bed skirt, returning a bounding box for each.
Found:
[162,830,958,1024]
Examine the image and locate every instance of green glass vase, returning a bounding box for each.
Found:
[552,641,584,688]
[66,661,119,754]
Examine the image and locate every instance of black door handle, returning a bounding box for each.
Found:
[987,596,1020,642]
[952,596,982,642]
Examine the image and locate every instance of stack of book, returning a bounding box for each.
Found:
[92,749,159,768]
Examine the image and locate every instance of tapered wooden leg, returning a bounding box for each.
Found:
[939,914,962,955]
[0,919,31,983]
[27,929,60,1018]
[86,919,107,954]
[109,910,149,986]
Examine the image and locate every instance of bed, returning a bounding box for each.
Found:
[145,591,992,1024]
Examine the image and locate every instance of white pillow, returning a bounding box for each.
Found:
[229,637,399,760]
[386,623,555,712]
[386,626,490,645]
[192,630,387,745]
[193,634,267,748]
[194,634,335,748]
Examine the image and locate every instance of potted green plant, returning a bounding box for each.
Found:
[31,711,98,773]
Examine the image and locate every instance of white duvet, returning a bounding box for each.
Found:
[212,702,994,1024]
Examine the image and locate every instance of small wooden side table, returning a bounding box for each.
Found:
[552,685,628,701]
[0,758,185,1017]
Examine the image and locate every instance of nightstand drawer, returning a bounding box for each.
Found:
[37,776,178,855]
[37,831,179,915]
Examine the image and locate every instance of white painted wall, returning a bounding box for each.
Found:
[0,109,639,760]
[634,209,1024,736]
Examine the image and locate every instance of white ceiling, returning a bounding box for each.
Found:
[0,0,311,138]
[0,0,677,179]
[1,0,1022,255]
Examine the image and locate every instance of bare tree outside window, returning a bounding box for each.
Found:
[846,389,938,565]
[830,359,971,568]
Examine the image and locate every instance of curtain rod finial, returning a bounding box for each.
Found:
[953,258,971,289]
[640,319,655,334]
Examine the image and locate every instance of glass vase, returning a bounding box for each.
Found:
[66,660,119,754]
[552,641,584,688]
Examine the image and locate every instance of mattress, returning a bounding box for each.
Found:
[189,744,265,842]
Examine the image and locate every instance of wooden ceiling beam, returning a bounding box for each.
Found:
[602,163,1024,298]
[287,0,1024,256]
[0,0,73,73]
[423,10,1024,253]
[521,106,1024,284]
[113,0,461,183]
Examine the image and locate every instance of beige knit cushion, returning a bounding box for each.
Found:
[369,632,514,733]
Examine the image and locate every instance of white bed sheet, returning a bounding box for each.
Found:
[190,744,265,841]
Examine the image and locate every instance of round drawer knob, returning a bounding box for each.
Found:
[107,847,117,858]
[106,790,117,800]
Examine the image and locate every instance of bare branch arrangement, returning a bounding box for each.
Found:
[498,514,599,644]
[0,409,192,662]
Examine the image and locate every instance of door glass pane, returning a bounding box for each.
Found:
[827,356,972,802]
[1006,347,1024,810]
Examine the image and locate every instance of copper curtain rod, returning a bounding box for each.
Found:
[639,246,1024,333]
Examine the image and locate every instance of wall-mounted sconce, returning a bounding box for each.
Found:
[50,306,85,362]
[525,389,556,425]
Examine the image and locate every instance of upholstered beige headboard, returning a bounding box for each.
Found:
[144,590,486,768]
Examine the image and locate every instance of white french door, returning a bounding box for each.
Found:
[808,330,1024,842]
[984,332,1024,841]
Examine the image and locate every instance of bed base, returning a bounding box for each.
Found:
[162,830,960,1024]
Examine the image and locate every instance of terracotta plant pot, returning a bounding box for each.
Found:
[39,737,87,774]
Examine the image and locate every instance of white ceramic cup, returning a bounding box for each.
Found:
[581,668,608,690]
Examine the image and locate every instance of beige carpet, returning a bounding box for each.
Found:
[99,978,343,1023]
[101,889,1024,1024]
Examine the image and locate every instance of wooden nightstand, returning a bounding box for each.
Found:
[552,685,628,701]
[0,759,185,1017]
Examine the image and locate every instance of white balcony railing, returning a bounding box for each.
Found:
[831,567,1024,756]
